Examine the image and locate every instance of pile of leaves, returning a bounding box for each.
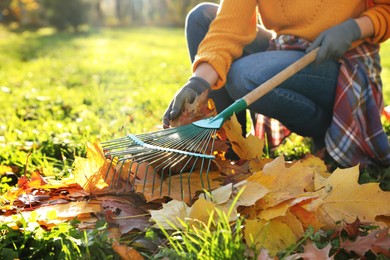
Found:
[1,113,390,259]
[1,96,390,259]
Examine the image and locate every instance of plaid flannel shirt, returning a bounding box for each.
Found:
[252,35,390,167]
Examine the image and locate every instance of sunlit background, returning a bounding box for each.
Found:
[0,0,220,30]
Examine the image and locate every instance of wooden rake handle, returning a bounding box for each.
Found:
[242,47,319,106]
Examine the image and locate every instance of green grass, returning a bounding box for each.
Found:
[0,26,191,176]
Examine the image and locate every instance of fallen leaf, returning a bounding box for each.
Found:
[188,197,217,226]
[136,170,222,203]
[290,204,324,231]
[312,165,390,228]
[275,209,305,238]
[245,219,298,257]
[101,200,151,234]
[73,142,112,193]
[222,115,264,160]
[285,242,333,260]
[250,156,314,209]
[340,228,390,258]
[149,200,190,230]
[170,90,216,127]
[112,241,144,260]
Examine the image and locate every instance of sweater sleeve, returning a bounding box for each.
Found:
[192,0,258,89]
[362,0,390,43]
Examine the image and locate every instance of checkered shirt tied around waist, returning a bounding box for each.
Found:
[255,35,390,168]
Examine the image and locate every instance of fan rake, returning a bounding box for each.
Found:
[101,48,319,200]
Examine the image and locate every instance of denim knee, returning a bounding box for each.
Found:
[185,2,218,28]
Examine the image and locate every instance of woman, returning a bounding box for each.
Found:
[163,1,390,169]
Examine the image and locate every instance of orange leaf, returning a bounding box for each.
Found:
[290,204,324,231]
[112,242,144,260]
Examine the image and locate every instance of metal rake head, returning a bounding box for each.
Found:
[101,124,218,200]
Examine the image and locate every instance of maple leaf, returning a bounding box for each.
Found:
[149,199,190,230]
[275,209,305,238]
[340,228,390,258]
[222,114,264,160]
[73,142,113,193]
[285,242,333,260]
[245,218,298,257]
[248,156,314,209]
[312,165,390,229]
[101,200,151,234]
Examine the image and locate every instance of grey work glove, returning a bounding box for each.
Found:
[162,76,210,128]
[306,18,361,63]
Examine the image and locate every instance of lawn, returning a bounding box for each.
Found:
[0,26,192,176]
[0,26,389,259]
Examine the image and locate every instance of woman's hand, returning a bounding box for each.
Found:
[162,76,210,128]
[307,18,361,63]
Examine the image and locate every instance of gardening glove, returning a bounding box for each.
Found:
[162,76,210,128]
[306,18,361,63]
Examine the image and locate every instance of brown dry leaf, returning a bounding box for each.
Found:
[136,170,222,203]
[0,200,102,227]
[244,218,298,257]
[101,200,151,234]
[222,114,264,160]
[170,90,216,127]
[285,242,333,260]
[340,228,390,258]
[312,165,390,229]
[112,242,144,260]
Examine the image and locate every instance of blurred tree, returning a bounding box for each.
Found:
[0,0,40,25]
[41,0,91,31]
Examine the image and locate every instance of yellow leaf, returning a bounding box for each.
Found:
[275,209,305,238]
[203,183,233,204]
[245,219,298,256]
[313,165,390,229]
[258,201,290,220]
[222,114,264,160]
[149,200,190,230]
[188,197,216,226]
[73,142,112,192]
[258,156,314,208]
[234,180,270,207]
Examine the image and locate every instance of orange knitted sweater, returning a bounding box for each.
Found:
[193,0,390,89]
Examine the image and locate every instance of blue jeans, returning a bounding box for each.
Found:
[185,3,339,145]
